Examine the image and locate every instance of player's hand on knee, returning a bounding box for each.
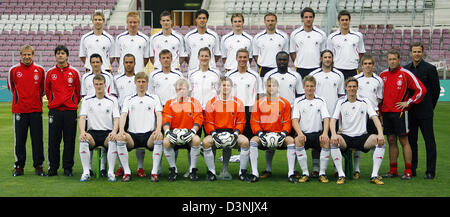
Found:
[377,134,385,147]
[152,130,163,141]
[319,133,329,143]
[296,133,306,144]
[331,135,340,146]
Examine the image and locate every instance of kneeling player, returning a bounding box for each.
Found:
[162,78,203,182]
[202,77,249,181]
[249,78,293,182]
[291,76,331,183]
[330,78,386,184]
[78,74,120,182]
[116,72,164,182]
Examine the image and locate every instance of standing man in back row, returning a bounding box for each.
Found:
[184,9,221,71]
[79,11,115,72]
[290,7,327,79]
[113,11,150,74]
[8,44,46,177]
[253,12,289,77]
[327,10,365,79]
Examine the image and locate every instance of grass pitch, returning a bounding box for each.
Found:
[0,102,449,197]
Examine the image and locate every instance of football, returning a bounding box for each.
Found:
[172,128,189,145]
[264,132,281,150]
[215,132,234,149]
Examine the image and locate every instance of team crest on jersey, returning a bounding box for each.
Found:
[34,74,39,80]
[353,43,356,47]
[106,109,110,113]
[373,88,376,92]
[147,106,152,111]
[139,101,143,104]
[397,80,402,86]
[68,77,73,84]
[98,103,102,106]
[51,74,57,80]
[200,37,204,41]
[17,71,23,78]
[333,83,337,87]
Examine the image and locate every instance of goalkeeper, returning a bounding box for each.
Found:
[291,76,331,184]
[250,78,294,183]
[202,77,249,181]
[162,78,204,182]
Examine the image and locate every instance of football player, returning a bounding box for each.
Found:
[249,78,293,182]
[202,77,249,181]
[162,78,203,182]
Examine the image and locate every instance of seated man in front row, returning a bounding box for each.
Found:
[330,77,386,185]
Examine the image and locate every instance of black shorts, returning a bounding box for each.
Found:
[367,117,378,135]
[128,131,152,151]
[295,67,318,79]
[304,132,322,150]
[382,112,409,136]
[257,65,276,78]
[336,68,358,80]
[88,130,110,149]
[341,133,371,153]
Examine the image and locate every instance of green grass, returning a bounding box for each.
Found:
[0,102,449,197]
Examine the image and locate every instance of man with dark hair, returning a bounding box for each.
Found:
[150,10,186,70]
[184,9,221,71]
[379,49,427,180]
[253,12,289,77]
[8,44,46,176]
[45,45,82,177]
[327,10,365,79]
[290,7,327,78]
[404,42,440,179]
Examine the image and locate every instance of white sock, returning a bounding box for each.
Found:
[286,144,296,177]
[152,141,163,175]
[100,147,107,170]
[319,148,331,176]
[107,141,117,175]
[190,146,200,173]
[265,149,275,172]
[296,146,309,176]
[354,150,361,173]
[136,148,145,170]
[203,147,216,174]
[249,141,259,177]
[239,147,250,173]
[79,141,91,175]
[164,146,177,170]
[116,141,131,175]
[330,146,345,177]
[371,145,385,178]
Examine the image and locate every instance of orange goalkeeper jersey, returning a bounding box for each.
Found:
[250,96,291,134]
[204,96,246,134]
[162,97,203,130]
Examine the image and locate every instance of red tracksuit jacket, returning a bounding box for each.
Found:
[45,63,81,111]
[7,61,45,113]
[379,66,427,113]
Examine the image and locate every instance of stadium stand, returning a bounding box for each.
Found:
[0,0,449,79]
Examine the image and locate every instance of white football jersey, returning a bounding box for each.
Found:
[253,29,289,68]
[290,26,327,69]
[188,68,221,109]
[327,29,366,70]
[150,30,187,70]
[113,73,136,108]
[310,68,345,115]
[292,95,330,133]
[220,31,253,70]
[79,94,120,131]
[79,31,115,71]
[332,97,377,137]
[81,71,116,97]
[184,28,221,71]
[121,93,163,133]
[225,68,264,106]
[263,68,304,106]
[354,73,384,111]
[148,69,184,106]
[113,31,150,73]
